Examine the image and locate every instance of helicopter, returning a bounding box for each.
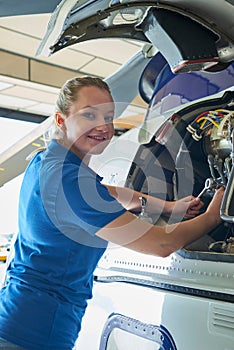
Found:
[37,1,234,349]
[1,0,234,349]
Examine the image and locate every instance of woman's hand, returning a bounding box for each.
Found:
[165,196,204,219]
[183,196,204,219]
[167,187,225,221]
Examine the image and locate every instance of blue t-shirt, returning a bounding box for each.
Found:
[0,140,126,350]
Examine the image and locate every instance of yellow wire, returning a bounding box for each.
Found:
[196,116,219,129]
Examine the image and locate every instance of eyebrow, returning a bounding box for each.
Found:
[82,105,114,113]
[82,105,97,110]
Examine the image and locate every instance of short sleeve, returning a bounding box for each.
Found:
[56,161,127,236]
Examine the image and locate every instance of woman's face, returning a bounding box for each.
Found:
[58,86,115,160]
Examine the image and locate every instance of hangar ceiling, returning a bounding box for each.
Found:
[0,1,147,121]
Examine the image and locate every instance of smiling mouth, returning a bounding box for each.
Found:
[88,135,107,141]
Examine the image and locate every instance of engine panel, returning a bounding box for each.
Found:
[126,90,234,256]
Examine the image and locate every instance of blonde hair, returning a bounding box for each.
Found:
[56,76,111,115]
[51,76,111,140]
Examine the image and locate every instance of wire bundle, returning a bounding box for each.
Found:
[186,109,234,141]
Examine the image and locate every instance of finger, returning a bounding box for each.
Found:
[188,198,202,209]
[191,203,204,210]
[184,213,196,219]
[186,210,199,217]
[184,195,195,202]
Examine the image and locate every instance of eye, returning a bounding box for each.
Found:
[104,115,114,123]
[82,112,95,119]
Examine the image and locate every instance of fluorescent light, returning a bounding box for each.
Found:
[0,94,37,108]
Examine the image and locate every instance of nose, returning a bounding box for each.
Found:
[95,119,112,131]
[95,123,109,131]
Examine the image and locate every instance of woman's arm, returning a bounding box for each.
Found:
[106,185,203,218]
[96,187,224,258]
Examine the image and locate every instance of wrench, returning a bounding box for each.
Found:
[197,178,213,198]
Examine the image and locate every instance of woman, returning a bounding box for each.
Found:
[0,76,224,350]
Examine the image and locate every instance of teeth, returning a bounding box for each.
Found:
[90,135,106,140]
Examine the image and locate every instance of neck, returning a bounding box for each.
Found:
[56,139,91,165]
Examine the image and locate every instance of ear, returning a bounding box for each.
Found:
[55,112,64,127]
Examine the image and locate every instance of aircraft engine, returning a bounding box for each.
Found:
[186,107,234,226]
[188,108,234,187]
[126,93,234,252]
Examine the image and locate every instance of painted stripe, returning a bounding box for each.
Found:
[95,275,234,303]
